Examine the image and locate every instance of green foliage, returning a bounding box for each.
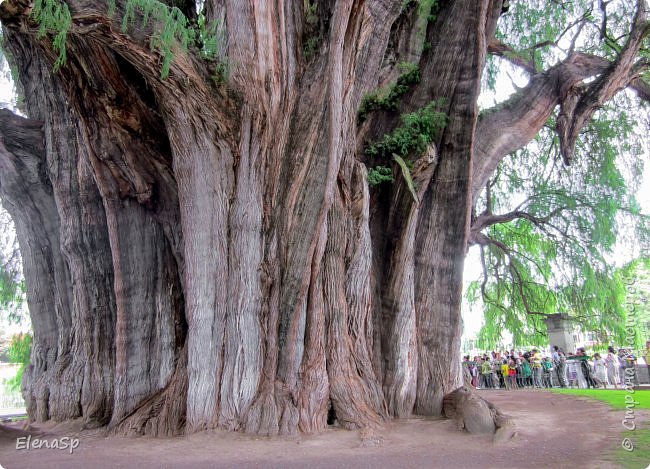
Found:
[418,0,441,27]
[0,211,25,324]
[303,37,320,61]
[5,333,31,392]
[305,0,318,23]
[364,97,446,191]
[368,166,394,186]
[400,0,439,47]
[358,63,420,122]
[302,1,321,61]
[121,0,226,79]
[108,0,117,17]
[31,0,72,71]
[619,258,650,352]
[28,0,225,78]
[0,271,25,324]
[365,99,447,160]
[400,0,417,12]
[123,0,194,78]
[196,12,224,61]
[471,91,649,349]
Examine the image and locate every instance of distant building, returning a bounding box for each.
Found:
[544,313,575,353]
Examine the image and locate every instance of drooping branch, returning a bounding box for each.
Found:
[473,232,555,318]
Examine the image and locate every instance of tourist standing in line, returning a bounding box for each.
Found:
[481,358,493,389]
[507,357,517,389]
[605,346,620,388]
[542,357,554,387]
[521,353,533,388]
[592,353,607,387]
[501,360,510,390]
[575,347,597,388]
[552,345,567,388]
[532,348,543,388]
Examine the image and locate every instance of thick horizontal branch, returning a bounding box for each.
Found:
[556,0,649,164]
[471,209,543,234]
[473,46,648,201]
[0,109,45,164]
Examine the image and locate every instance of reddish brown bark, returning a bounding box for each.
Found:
[0,0,647,437]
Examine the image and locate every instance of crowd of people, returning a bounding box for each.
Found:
[462,345,639,390]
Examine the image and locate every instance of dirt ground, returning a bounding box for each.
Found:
[0,389,643,469]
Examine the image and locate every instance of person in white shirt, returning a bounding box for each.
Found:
[592,353,607,387]
[605,345,620,389]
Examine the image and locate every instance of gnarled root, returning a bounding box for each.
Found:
[442,386,516,443]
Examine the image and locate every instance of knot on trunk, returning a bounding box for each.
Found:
[442,386,516,444]
[0,0,31,23]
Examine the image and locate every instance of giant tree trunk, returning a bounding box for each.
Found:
[1,0,644,437]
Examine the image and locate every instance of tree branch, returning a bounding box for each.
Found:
[473,46,650,201]
[556,0,650,164]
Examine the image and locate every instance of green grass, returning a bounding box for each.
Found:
[550,388,650,468]
[549,388,650,409]
[614,425,650,469]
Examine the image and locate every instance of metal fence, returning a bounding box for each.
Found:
[0,390,25,409]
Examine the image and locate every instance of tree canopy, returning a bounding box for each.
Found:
[466,0,650,349]
[0,208,24,324]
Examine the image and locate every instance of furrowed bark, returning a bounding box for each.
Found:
[412,0,498,416]
[52,34,185,429]
[380,147,437,417]
[2,2,188,432]
[1,0,643,438]
[2,30,120,427]
[323,159,386,429]
[0,109,70,423]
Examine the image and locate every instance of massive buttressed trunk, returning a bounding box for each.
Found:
[0,0,503,435]
[2,0,644,436]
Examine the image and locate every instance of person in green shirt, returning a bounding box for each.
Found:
[481,359,493,389]
[573,347,597,388]
[522,358,533,388]
[542,357,554,387]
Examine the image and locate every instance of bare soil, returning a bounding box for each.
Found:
[0,390,638,468]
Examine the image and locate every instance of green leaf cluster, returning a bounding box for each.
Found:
[358,63,420,122]
[302,1,321,62]
[122,0,224,79]
[365,99,447,160]
[5,333,31,392]
[31,0,72,71]
[31,0,226,79]
[471,92,649,350]
[367,166,394,186]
